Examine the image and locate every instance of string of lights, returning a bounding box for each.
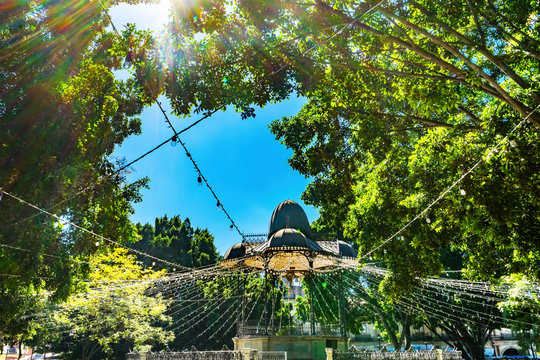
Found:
[32,268,250,337]
[0,188,191,270]
[87,266,224,299]
[270,275,283,328]
[257,279,268,330]
[161,268,259,318]
[150,269,246,305]
[358,104,540,262]
[97,1,247,238]
[244,281,265,323]
[1,127,192,230]
[170,288,240,338]
[96,0,389,240]
[313,275,339,321]
[0,243,94,266]
[165,276,243,333]
[205,297,243,341]
[340,273,494,330]
[426,277,538,295]
[407,292,530,327]
[312,282,333,324]
[351,271,539,328]
[359,264,538,301]
[207,280,265,343]
[397,296,504,329]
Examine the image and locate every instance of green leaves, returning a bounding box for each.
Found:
[133,215,220,269]
[38,248,173,359]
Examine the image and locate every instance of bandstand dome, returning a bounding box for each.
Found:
[222,199,357,273]
[223,242,246,261]
[337,240,357,258]
[268,200,312,238]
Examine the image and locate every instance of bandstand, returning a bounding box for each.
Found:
[221,200,358,360]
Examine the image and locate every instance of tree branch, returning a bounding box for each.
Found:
[467,0,486,46]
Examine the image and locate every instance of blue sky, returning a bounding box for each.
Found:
[110,2,318,254]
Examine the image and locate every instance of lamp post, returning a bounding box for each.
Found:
[378,334,381,351]
[424,342,428,350]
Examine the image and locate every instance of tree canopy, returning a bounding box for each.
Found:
[134,215,220,269]
[33,247,173,360]
[130,0,540,285]
[2,0,540,356]
[0,0,157,345]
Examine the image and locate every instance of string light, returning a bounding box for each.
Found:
[96,0,390,242]
[0,189,191,270]
[358,104,540,262]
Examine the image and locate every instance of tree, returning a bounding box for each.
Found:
[354,251,509,360]
[1,0,151,340]
[260,0,540,285]
[497,275,540,354]
[133,215,220,269]
[36,247,173,360]
[114,0,540,284]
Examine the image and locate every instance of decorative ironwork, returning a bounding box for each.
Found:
[256,351,287,360]
[333,347,462,360]
[128,349,287,360]
[135,347,243,360]
[243,234,268,243]
[237,321,342,337]
[242,233,338,244]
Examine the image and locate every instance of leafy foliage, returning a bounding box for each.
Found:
[119,0,540,287]
[34,248,173,360]
[498,275,540,351]
[0,0,152,343]
[134,215,220,269]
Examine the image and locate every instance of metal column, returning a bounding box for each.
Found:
[338,270,346,337]
[309,259,315,335]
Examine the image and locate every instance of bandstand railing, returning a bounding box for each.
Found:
[237,321,342,337]
[127,346,242,360]
[127,348,286,360]
[331,347,462,360]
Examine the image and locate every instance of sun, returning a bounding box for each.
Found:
[148,0,172,31]
[109,1,173,33]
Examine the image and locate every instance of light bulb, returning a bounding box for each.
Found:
[216,201,221,211]
[460,189,466,196]
[426,216,431,224]
[171,135,177,147]
[95,241,100,247]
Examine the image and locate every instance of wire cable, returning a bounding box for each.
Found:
[358,104,540,261]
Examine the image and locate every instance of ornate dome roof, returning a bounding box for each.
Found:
[268,200,312,239]
[223,242,246,261]
[337,240,357,258]
[266,228,323,252]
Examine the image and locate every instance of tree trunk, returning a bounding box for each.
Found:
[402,317,412,350]
[463,340,486,360]
[17,337,23,360]
[374,308,400,350]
